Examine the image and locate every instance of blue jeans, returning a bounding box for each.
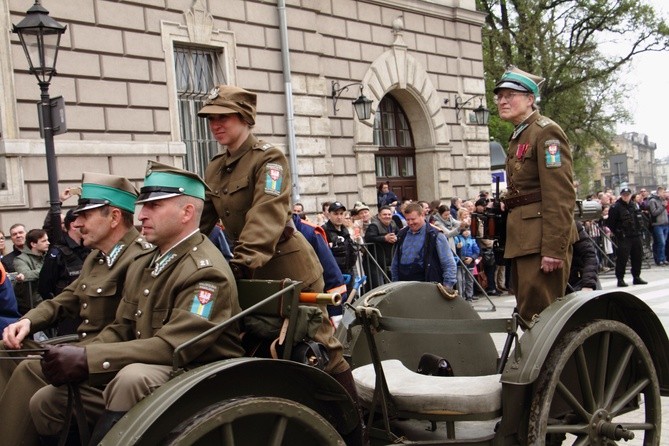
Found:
[652,224,669,263]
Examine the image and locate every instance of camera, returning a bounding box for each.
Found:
[574,200,602,222]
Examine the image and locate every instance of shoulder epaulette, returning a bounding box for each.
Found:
[134,236,154,250]
[254,141,273,151]
[189,245,214,270]
[536,117,552,128]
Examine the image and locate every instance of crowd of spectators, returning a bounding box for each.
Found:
[290,182,668,304]
[2,183,667,326]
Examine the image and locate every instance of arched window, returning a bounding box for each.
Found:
[373,95,417,201]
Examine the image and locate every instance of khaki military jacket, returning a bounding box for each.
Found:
[201,134,323,289]
[22,228,153,343]
[86,232,244,386]
[504,111,578,260]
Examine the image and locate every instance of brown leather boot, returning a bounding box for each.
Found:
[332,369,367,446]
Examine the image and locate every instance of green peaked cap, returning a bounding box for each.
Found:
[75,172,138,214]
[494,66,545,100]
[136,160,208,204]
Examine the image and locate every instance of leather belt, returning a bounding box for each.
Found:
[503,191,542,210]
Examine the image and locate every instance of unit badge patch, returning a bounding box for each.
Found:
[190,282,218,319]
[544,140,562,168]
[264,163,283,196]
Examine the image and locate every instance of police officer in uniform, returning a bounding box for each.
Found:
[38,209,91,335]
[0,172,152,446]
[31,161,244,444]
[605,187,648,287]
[197,85,363,443]
[495,66,578,324]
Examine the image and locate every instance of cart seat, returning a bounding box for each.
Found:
[353,359,502,415]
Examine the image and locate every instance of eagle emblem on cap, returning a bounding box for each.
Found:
[205,87,220,104]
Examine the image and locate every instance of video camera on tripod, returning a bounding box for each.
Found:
[470,178,506,242]
[573,199,602,222]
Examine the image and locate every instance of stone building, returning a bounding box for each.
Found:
[0,0,490,233]
[601,132,657,193]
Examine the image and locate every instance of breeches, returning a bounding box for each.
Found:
[0,340,50,446]
[30,363,172,436]
[511,249,572,322]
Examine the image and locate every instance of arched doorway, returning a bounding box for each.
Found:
[373,95,417,202]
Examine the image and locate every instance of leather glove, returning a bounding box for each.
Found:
[41,344,89,386]
[230,262,252,280]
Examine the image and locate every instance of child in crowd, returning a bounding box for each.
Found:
[454,227,480,302]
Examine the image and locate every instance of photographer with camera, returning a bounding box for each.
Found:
[605,188,648,287]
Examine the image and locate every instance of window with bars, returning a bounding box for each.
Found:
[174,46,226,176]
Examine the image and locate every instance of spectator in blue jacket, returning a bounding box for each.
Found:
[391,203,457,289]
[454,228,480,301]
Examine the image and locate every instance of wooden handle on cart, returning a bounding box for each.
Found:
[299,292,342,306]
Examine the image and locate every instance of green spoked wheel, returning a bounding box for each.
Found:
[164,396,345,446]
[527,320,661,445]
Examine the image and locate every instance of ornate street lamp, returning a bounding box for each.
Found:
[13,0,67,236]
[331,81,373,120]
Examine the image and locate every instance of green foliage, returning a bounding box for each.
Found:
[477,0,669,162]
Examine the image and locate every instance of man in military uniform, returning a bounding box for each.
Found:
[198,85,363,444]
[495,66,578,324]
[0,172,152,446]
[605,188,648,287]
[30,161,244,444]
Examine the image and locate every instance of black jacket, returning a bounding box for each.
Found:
[321,221,357,274]
[568,222,600,291]
[606,198,643,239]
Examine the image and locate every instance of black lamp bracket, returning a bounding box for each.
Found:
[453,94,482,121]
[331,81,364,116]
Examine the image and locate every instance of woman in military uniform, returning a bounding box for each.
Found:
[197,86,362,444]
[495,67,578,324]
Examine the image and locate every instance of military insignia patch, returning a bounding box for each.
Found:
[264,163,283,196]
[544,140,562,168]
[190,282,218,319]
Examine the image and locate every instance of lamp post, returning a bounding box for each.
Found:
[13,0,67,234]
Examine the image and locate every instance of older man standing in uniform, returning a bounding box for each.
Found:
[198,85,363,444]
[495,66,578,324]
[30,161,244,445]
[0,173,152,446]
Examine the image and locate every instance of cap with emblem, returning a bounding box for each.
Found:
[197,85,257,126]
[620,187,632,195]
[494,66,545,101]
[74,172,138,215]
[329,201,346,213]
[136,160,209,204]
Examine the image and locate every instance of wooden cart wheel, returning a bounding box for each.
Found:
[163,396,345,446]
[527,320,661,445]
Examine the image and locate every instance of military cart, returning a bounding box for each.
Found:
[98,279,669,445]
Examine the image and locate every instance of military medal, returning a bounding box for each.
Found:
[516,144,530,160]
[544,140,562,168]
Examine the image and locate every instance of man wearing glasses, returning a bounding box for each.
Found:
[494,66,578,325]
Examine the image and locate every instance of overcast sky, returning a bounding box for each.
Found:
[617,0,669,159]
